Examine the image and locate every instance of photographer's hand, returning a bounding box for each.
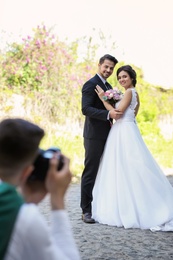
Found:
[20,164,48,204]
[45,153,72,210]
[21,180,47,204]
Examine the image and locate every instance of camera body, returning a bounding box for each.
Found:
[28,147,64,182]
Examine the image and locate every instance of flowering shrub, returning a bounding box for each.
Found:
[3,26,72,90]
[0,25,173,172]
[1,25,97,124]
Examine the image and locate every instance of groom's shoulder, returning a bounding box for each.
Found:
[86,74,100,84]
[82,75,103,91]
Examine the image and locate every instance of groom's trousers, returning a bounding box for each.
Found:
[80,138,106,214]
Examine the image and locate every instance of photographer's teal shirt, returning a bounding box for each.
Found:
[0,182,24,259]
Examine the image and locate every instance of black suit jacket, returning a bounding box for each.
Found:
[82,74,112,140]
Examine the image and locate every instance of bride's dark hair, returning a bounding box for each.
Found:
[116,65,137,86]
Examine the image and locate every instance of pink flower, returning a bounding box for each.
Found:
[35,40,41,47]
[43,40,46,45]
[102,88,123,105]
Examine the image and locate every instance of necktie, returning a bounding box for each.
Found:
[105,82,110,90]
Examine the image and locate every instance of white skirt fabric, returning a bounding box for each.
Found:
[92,120,173,231]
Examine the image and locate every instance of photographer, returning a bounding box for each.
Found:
[0,118,80,260]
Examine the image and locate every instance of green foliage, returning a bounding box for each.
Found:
[143,133,173,168]
[1,25,96,124]
[0,24,173,175]
[36,121,84,179]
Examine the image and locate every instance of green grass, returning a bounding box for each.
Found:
[40,130,84,181]
[39,126,173,183]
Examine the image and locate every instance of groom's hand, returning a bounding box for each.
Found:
[109,109,123,120]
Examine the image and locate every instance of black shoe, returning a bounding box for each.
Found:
[82,213,95,224]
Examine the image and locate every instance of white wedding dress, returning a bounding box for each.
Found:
[92,88,173,231]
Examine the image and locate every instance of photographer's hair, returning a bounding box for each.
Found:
[99,54,118,66]
[116,65,137,87]
[0,118,44,176]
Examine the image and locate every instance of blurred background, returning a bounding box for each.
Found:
[0,0,173,178]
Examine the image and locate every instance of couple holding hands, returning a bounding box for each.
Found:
[81,54,173,232]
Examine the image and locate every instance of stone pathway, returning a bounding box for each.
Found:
[39,176,173,260]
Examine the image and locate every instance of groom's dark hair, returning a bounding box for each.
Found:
[99,54,118,66]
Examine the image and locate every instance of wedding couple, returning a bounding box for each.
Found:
[80,54,173,231]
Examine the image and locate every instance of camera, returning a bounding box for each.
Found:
[28,147,64,182]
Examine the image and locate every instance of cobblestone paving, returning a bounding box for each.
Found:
[39,176,173,260]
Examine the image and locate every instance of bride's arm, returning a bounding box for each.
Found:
[117,89,132,112]
[95,85,115,111]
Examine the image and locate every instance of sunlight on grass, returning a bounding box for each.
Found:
[40,127,84,182]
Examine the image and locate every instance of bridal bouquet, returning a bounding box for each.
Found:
[102,88,123,106]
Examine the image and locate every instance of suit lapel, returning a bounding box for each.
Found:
[95,75,112,91]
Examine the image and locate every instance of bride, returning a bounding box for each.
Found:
[92,65,173,231]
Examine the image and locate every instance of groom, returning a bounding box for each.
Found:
[80,54,122,223]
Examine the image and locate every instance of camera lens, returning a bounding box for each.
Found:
[28,147,64,182]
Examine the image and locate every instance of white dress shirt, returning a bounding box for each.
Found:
[4,204,81,260]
